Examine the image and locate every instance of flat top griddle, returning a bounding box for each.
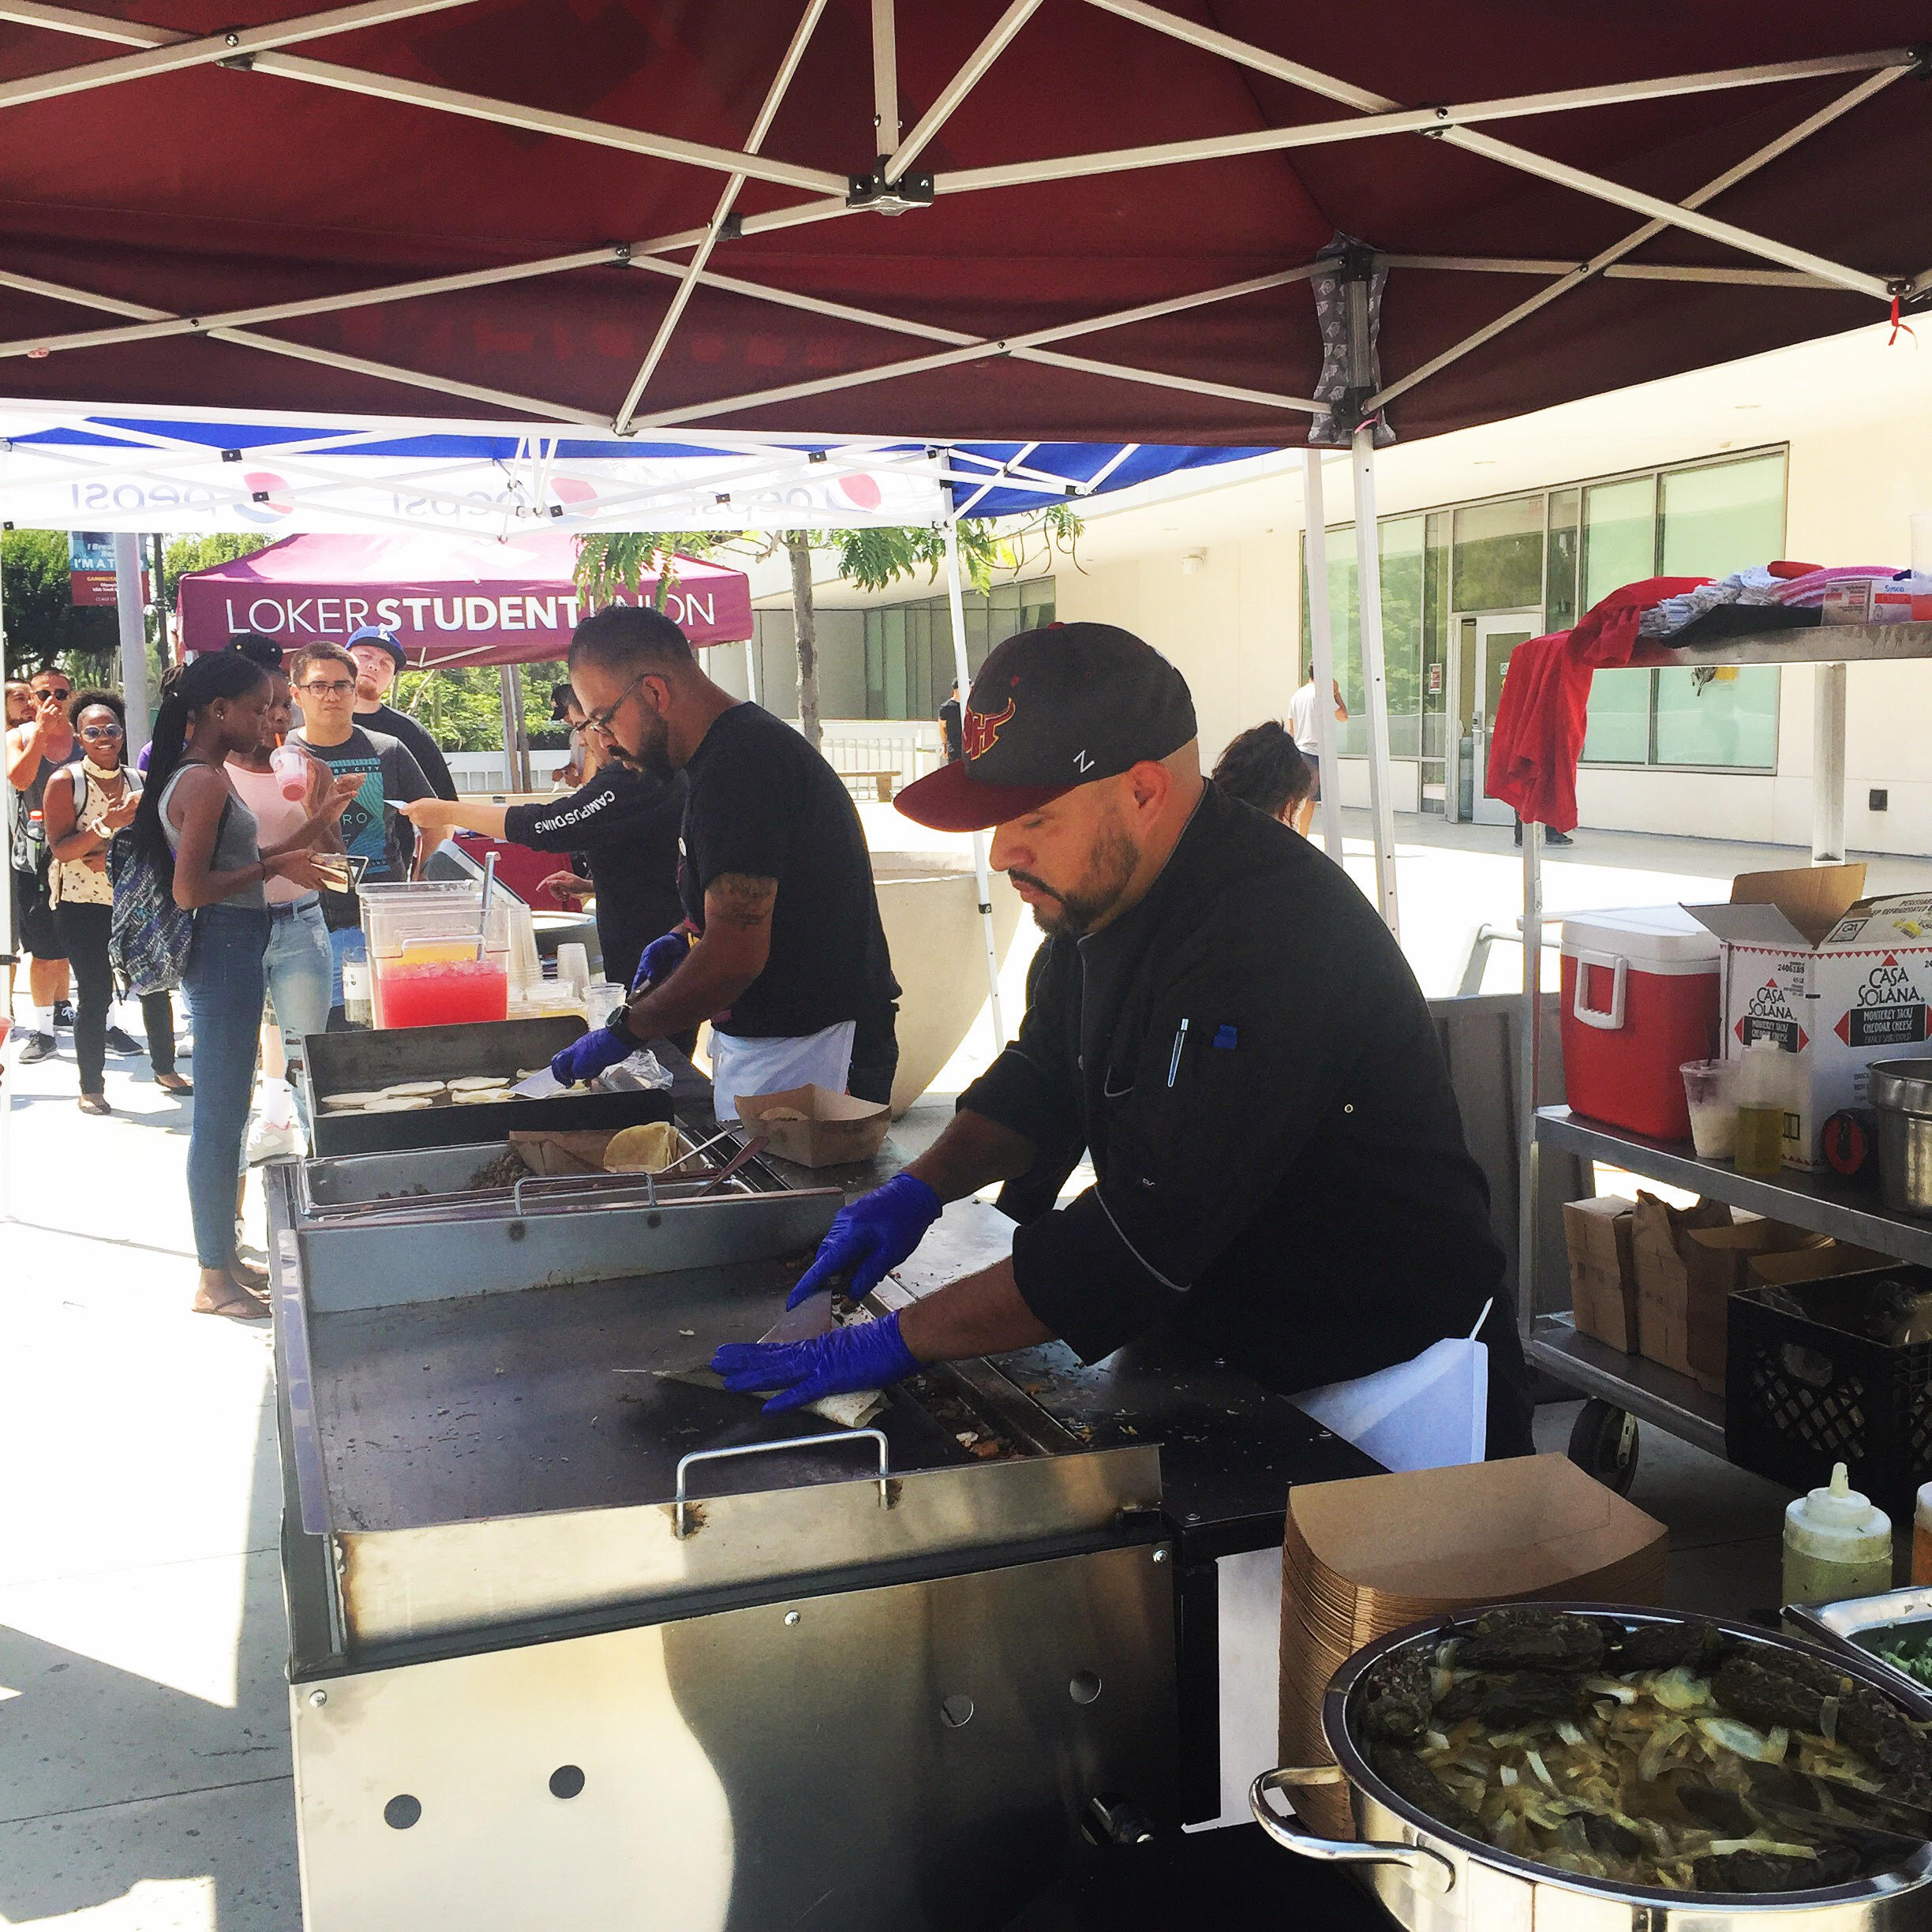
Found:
[306,1259,979,1534]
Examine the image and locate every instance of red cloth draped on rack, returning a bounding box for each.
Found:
[1485,578,1709,833]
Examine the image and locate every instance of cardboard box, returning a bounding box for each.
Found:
[1684,866,1932,1169]
[1631,1193,1732,1375]
[1870,587,1932,625]
[1563,1196,1640,1351]
[1279,1455,1668,1838]
[735,1084,891,1167]
[1680,1221,1833,1395]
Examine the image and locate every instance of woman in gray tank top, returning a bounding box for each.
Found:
[131,653,334,1321]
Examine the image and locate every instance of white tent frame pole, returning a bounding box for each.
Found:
[0,1,847,196]
[885,0,1041,181]
[1069,0,1903,298]
[1350,425,1398,935]
[1370,64,1906,410]
[1300,448,1345,863]
[1386,253,1842,290]
[0,0,484,110]
[0,246,623,364]
[112,531,151,753]
[943,518,1006,1050]
[639,268,1325,427]
[1813,662,1848,864]
[610,0,826,433]
[871,0,900,152]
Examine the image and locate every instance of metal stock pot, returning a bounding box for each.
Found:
[1251,1605,1932,1932]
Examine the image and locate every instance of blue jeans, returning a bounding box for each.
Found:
[264,897,332,1046]
[180,902,269,1269]
[328,923,365,1019]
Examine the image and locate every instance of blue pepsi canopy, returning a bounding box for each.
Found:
[0,401,1267,534]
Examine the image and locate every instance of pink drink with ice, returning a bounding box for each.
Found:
[374,957,509,1028]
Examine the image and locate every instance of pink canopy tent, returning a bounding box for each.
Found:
[175,528,753,668]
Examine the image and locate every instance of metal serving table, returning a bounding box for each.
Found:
[268,1164,1185,1932]
[1515,621,1932,1481]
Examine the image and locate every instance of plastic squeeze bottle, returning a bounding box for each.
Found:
[1914,1481,1932,1586]
[1734,1037,1787,1177]
[1783,1462,1893,1606]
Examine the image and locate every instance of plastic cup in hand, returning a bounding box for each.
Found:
[270,743,307,800]
[1680,1058,1740,1159]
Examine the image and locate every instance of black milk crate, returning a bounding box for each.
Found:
[1725,1270,1932,1517]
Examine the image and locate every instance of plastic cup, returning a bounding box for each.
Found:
[1681,1058,1740,1159]
[270,743,308,800]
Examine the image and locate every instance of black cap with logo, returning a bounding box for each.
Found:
[896,622,1196,832]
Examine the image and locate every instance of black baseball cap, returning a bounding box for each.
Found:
[897,622,1196,832]
[345,623,406,672]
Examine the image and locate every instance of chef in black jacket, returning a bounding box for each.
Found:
[712,622,1534,1458]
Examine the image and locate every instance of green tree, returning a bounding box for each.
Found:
[576,509,1081,751]
[160,532,269,616]
[1,529,118,678]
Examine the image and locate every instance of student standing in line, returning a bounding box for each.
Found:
[225,636,358,1158]
[132,653,335,1320]
[6,663,83,1059]
[343,624,459,801]
[286,643,440,1025]
[43,689,192,1114]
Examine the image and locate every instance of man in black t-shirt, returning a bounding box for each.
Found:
[545,605,897,1118]
[346,624,459,802]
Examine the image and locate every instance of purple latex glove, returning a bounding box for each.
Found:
[549,1022,632,1088]
[785,1172,942,1309]
[629,926,693,996]
[712,1310,920,1415]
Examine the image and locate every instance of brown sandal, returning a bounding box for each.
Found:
[77,1094,112,1116]
[193,1283,269,1322]
[154,1072,193,1095]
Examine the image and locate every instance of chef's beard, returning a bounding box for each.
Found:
[615,704,676,782]
[1009,814,1140,938]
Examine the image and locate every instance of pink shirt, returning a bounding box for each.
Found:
[225,758,312,904]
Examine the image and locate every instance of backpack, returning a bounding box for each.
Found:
[109,796,228,997]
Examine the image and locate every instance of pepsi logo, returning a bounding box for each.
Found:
[237,471,293,525]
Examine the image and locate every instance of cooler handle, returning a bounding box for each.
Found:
[1571,949,1627,1032]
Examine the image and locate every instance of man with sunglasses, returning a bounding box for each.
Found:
[545,605,897,1118]
[287,643,440,1024]
[6,664,84,1061]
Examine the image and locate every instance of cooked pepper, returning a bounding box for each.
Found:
[1368,1742,1488,1843]
[1455,1608,1605,1674]
[1360,1646,1435,1743]
[1436,1672,1584,1730]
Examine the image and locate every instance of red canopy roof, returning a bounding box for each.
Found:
[176,530,753,667]
[0,3,1926,447]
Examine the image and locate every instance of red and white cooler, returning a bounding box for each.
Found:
[1559,906,1722,1140]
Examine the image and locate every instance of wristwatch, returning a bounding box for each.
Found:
[605,1004,645,1048]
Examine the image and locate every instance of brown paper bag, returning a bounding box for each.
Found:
[1631,1193,1732,1375]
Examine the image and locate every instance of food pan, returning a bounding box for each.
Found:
[1253,1604,1932,1932]
[298,1015,673,1156]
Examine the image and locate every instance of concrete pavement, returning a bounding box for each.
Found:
[5,810,1930,1927]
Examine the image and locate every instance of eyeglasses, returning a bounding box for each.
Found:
[301,679,357,697]
[583,670,651,737]
[80,724,123,741]
[35,685,72,701]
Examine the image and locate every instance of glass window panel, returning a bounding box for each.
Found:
[1451,496,1543,611]
[1379,515,1425,758]
[1422,511,1450,726]
[1654,664,1780,768]
[1582,474,1656,609]
[1661,452,1786,578]
[1580,668,1653,763]
[1546,488,1580,634]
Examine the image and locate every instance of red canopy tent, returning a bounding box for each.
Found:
[174,529,754,666]
[0,2,1923,447]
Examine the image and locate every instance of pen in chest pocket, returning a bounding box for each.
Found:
[1166,1017,1189,1088]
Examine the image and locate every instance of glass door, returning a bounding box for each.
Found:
[1472,614,1537,826]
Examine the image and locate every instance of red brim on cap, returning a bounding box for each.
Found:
[893,759,1076,832]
